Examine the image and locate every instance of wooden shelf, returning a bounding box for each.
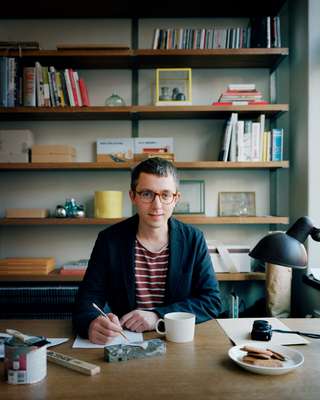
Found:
[0,104,288,121]
[132,104,288,120]
[0,161,289,171]
[175,216,289,225]
[216,272,266,281]
[0,48,288,70]
[135,49,289,69]
[0,270,266,282]
[0,216,289,226]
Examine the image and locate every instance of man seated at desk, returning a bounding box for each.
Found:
[73,157,222,344]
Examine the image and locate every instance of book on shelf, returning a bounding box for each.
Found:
[59,258,88,276]
[59,268,86,276]
[212,101,269,106]
[35,61,45,107]
[1,56,90,108]
[271,128,284,161]
[78,78,90,106]
[228,83,256,91]
[152,27,251,50]
[214,83,268,106]
[61,259,89,269]
[218,113,238,162]
[22,67,36,107]
[219,113,284,162]
[134,137,174,154]
[249,16,281,49]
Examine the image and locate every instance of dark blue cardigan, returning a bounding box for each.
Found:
[73,215,222,338]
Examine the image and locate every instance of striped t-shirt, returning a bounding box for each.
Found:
[135,239,168,310]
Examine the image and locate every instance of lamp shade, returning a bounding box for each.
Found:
[249,216,320,269]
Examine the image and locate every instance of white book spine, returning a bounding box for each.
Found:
[153,28,159,49]
[229,113,238,162]
[35,61,44,107]
[64,69,75,107]
[236,120,244,161]
[259,114,265,161]
[251,122,261,161]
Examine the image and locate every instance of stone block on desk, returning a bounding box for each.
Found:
[104,339,166,363]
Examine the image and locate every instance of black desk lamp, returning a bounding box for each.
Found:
[249,216,320,339]
[249,216,320,269]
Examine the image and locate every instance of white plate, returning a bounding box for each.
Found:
[228,344,304,375]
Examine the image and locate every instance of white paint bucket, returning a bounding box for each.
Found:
[4,338,47,384]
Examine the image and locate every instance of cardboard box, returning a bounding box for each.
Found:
[0,129,34,153]
[5,208,49,218]
[96,138,134,162]
[32,145,76,163]
[206,241,251,273]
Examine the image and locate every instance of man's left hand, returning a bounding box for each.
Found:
[120,310,159,332]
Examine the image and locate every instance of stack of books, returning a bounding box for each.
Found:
[0,258,55,276]
[213,84,268,106]
[59,259,88,276]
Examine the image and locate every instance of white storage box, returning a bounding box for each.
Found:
[0,130,34,157]
[96,138,134,162]
[207,241,251,273]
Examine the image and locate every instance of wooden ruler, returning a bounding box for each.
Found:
[47,350,101,376]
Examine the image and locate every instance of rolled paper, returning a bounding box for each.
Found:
[94,191,123,218]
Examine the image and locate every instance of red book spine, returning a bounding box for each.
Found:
[79,78,90,106]
[68,69,79,106]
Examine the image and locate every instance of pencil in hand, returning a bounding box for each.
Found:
[92,302,129,342]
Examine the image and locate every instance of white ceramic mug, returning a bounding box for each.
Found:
[155,312,195,343]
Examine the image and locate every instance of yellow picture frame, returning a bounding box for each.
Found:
[155,68,192,106]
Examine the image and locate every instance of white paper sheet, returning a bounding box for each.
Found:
[217,317,309,346]
[72,330,143,348]
[47,338,69,347]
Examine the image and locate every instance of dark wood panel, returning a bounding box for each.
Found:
[1,1,287,18]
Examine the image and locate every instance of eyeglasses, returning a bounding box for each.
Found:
[135,190,177,204]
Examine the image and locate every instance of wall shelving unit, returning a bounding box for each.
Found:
[0,1,289,292]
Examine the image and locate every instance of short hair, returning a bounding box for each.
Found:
[130,157,179,192]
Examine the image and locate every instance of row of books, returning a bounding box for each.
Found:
[152,16,281,50]
[0,57,90,107]
[152,27,251,50]
[214,83,268,106]
[219,113,284,162]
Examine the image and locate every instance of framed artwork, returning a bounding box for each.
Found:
[219,192,256,217]
[174,180,205,214]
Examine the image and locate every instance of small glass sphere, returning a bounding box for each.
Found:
[105,93,126,106]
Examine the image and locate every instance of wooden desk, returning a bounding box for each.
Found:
[0,319,320,400]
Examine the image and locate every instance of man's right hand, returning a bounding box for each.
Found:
[88,313,123,344]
